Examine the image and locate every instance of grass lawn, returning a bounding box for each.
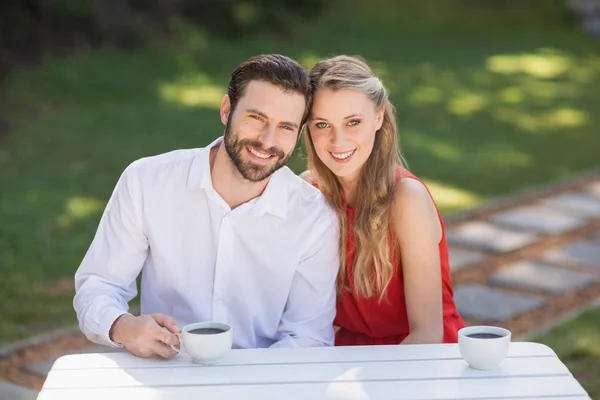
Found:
[1,0,599,392]
[533,305,600,398]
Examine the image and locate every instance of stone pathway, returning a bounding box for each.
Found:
[568,0,600,38]
[447,176,600,337]
[1,173,600,398]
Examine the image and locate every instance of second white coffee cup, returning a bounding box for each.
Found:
[458,325,511,370]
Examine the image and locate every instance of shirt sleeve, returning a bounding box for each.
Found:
[73,162,149,347]
[270,206,339,348]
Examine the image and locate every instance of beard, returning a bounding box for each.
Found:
[223,121,293,183]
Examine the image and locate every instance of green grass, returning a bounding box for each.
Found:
[1,1,599,391]
[533,305,600,398]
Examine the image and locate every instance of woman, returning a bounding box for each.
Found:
[301,55,465,346]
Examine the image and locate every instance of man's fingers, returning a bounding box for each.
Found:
[152,341,177,359]
[152,314,180,333]
[130,344,157,359]
[132,336,176,359]
[156,328,179,347]
[171,332,181,348]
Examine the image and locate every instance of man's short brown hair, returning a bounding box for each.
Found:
[227,54,311,126]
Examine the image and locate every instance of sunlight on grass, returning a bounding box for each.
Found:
[498,86,525,104]
[159,73,225,109]
[486,49,573,79]
[394,48,597,133]
[422,179,481,212]
[447,92,488,116]
[403,130,463,162]
[56,196,104,228]
[474,145,533,168]
[492,107,589,132]
[520,78,580,100]
[429,142,462,162]
[408,86,443,105]
[547,107,589,128]
[569,65,598,84]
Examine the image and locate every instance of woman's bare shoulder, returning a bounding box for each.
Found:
[299,170,313,184]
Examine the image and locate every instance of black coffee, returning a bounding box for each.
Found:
[188,328,226,335]
[466,333,503,339]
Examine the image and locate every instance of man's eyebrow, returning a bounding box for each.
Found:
[246,109,269,120]
[246,108,299,129]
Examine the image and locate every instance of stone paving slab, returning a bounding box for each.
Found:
[25,344,124,377]
[453,284,546,323]
[446,221,539,253]
[448,247,487,272]
[569,0,600,14]
[540,240,600,269]
[489,261,597,294]
[583,19,600,37]
[489,205,587,235]
[0,381,38,400]
[586,181,600,198]
[540,192,600,218]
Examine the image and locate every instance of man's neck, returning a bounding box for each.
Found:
[209,144,270,209]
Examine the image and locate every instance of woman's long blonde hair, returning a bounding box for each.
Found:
[304,55,407,301]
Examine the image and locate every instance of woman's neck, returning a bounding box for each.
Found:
[338,174,359,207]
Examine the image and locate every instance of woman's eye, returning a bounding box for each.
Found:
[315,122,328,129]
[348,119,361,126]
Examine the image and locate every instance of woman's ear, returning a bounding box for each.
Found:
[375,106,385,131]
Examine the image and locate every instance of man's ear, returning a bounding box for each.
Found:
[220,95,231,125]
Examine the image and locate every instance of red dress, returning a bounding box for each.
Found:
[320,169,465,346]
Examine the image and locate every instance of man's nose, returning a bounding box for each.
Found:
[259,125,277,149]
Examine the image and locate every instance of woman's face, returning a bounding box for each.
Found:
[309,88,384,182]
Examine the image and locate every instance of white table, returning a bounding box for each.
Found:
[37,342,590,399]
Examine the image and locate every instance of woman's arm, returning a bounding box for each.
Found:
[390,178,444,344]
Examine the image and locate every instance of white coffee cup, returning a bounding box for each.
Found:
[171,322,233,365]
[458,325,511,370]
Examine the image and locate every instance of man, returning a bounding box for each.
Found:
[73,54,339,359]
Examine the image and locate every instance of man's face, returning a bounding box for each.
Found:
[221,80,306,182]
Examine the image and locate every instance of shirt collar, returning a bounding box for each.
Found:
[186,136,221,192]
[251,167,290,220]
[187,135,290,220]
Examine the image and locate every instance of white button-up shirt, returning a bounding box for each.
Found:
[73,136,339,349]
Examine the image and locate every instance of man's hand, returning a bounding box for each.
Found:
[110,314,181,359]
